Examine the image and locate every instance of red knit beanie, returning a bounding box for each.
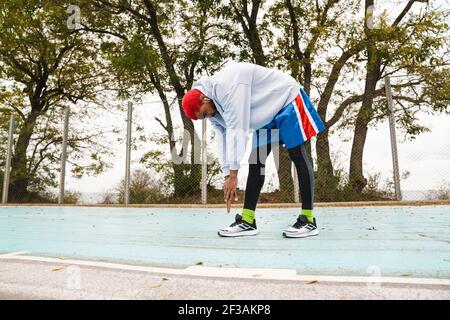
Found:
[182,89,203,120]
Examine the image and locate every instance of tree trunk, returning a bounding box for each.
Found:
[315,99,337,201]
[179,101,202,197]
[232,0,295,201]
[348,0,381,194]
[9,110,39,201]
[277,146,294,202]
[348,60,380,193]
[285,0,335,201]
[150,74,197,198]
[315,129,339,201]
[144,1,201,198]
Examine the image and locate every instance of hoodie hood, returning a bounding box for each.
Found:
[191,76,214,100]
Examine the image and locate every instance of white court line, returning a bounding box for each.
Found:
[0,253,449,286]
[0,251,29,257]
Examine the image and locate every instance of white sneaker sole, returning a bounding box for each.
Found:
[282,229,319,238]
[217,229,259,237]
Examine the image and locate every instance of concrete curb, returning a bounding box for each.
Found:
[1,252,449,286]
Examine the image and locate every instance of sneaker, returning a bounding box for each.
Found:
[218,214,259,237]
[283,215,319,238]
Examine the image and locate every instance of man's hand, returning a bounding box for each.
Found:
[224,170,238,213]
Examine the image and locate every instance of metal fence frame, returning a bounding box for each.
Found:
[385,76,402,201]
[1,115,15,204]
[58,107,70,204]
[1,90,403,204]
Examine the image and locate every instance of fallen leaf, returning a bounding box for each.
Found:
[162,278,169,281]
[52,267,64,272]
[58,257,65,260]
[196,261,203,266]
[418,233,427,237]
[307,280,318,284]
[148,283,162,288]
[160,291,172,297]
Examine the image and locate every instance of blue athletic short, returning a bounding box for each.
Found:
[252,88,326,150]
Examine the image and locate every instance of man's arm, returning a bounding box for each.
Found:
[223,83,251,171]
[222,83,252,212]
[211,119,238,213]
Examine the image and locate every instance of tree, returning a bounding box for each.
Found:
[348,0,450,193]
[82,0,230,197]
[140,130,222,202]
[267,0,449,200]
[218,0,296,201]
[268,0,365,200]
[0,0,115,201]
[117,169,164,204]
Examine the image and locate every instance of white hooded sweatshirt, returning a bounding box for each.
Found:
[192,62,301,176]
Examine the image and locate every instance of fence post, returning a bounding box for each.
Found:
[124,101,133,206]
[201,118,207,204]
[292,164,300,203]
[2,115,15,204]
[58,107,70,204]
[385,76,402,201]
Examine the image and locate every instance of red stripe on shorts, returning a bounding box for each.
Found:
[294,94,316,140]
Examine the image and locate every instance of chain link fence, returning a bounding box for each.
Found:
[1,0,449,206]
[1,77,449,205]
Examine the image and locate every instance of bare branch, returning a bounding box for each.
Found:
[154,116,169,133]
[393,0,427,26]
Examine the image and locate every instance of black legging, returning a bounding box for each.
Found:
[243,142,314,211]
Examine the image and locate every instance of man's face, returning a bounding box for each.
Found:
[195,94,217,119]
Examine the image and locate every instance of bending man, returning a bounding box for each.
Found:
[182,62,326,238]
